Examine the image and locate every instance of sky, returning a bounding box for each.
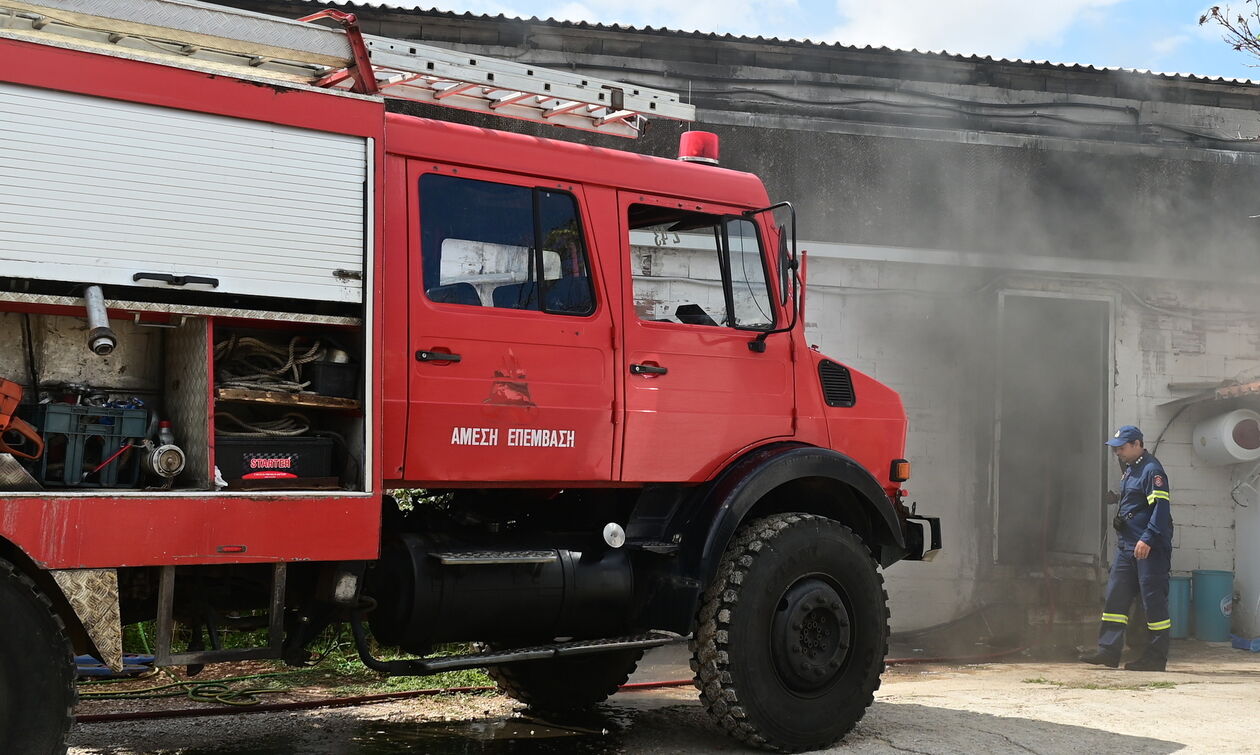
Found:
[418,0,1260,81]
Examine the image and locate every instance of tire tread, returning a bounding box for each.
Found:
[0,557,77,755]
[689,513,889,752]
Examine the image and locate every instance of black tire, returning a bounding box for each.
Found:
[0,558,76,755]
[691,513,888,752]
[488,647,645,712]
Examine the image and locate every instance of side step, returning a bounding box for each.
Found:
[350,621,679,676]
[431,550,558,565]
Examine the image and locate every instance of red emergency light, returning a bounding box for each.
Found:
[678,131,720,165]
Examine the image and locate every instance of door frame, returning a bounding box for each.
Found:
[991,289,1117,565]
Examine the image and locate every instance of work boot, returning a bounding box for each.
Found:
[1123,656,1166,672]
[1078,649,1120,668]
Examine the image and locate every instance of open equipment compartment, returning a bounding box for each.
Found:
[210,319,366,493]
[0,305,215,490]
[0,293,369,494]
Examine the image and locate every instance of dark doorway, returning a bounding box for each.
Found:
[996,294,1110,564]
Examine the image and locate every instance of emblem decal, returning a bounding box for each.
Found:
[1154,474,1164,487]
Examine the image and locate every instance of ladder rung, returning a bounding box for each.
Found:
[543,101,587,118]
[490,91,535,110]
[433,81,481,100]
[597,110,637,127]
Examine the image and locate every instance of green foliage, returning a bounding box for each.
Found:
[389,488,454,512]
[117,620,493,694]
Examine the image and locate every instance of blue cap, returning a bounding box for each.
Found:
[1105,425,1143,447]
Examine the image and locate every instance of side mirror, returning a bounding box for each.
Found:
[778,224,793,305]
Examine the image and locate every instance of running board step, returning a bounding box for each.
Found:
[351,626,679,676]
[430,550,558,565]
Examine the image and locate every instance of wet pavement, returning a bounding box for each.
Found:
[179,713,631,755]
[69,640,1260,754]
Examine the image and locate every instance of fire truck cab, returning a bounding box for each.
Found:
[0,1,940,752]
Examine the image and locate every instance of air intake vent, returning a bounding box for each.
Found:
[818,360,856,408]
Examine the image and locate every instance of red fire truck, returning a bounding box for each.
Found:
[0,0,940,751]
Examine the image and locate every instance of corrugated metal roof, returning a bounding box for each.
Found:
[323,0,1260,88]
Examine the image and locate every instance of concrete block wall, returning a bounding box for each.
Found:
[1114,281,1260,578]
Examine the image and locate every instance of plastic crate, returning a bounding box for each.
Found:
[35,404,148,487]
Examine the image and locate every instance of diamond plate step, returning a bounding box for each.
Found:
[431,550,559,565]
[414,632,681,674]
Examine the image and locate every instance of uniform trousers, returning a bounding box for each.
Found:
[1098,544,1171,660]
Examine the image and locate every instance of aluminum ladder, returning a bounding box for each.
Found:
[0,0,694,136]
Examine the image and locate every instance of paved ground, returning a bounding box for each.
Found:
[69,639,1260,754]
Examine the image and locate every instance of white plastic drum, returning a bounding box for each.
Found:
[1193,409,1260,466]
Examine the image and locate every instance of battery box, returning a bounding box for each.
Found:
[215,436,333,488]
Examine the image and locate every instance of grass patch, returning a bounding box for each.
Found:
[1022,677,1176,691]
[109,621,495,697]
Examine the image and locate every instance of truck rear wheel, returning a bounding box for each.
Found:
[692,513,888,752]
[0,558,76,755]
[488,647,644,712]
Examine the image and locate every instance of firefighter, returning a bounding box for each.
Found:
[1080,425,1173,671]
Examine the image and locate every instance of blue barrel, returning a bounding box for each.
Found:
[1169,575,1191,639]
[1192,570,1234,642]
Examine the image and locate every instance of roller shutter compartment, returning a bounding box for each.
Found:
[0,81,366,304]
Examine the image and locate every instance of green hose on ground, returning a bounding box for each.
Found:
[78,671,301,706]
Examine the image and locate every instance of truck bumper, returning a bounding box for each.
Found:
[903,513,942,561]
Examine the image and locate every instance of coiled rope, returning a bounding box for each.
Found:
[214,336,325,394]
[215,412,312,437]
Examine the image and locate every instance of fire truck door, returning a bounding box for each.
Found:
[618,194,794,482]
[404,166,615,482]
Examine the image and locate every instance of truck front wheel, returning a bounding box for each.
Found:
[692,513,888,752]
[0,557,76,755]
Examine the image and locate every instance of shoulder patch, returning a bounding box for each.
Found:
[1154,474,1164,487]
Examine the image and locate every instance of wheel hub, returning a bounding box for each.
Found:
[771,578,851,693]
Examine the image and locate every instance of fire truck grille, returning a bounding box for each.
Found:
[818,360,856,407]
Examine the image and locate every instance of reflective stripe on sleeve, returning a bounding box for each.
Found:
[1101,613,1129,624]
[1147,619,1172,631]
[1147,491,1170,504]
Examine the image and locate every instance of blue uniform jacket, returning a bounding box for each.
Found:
[1117,452,1173,550]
